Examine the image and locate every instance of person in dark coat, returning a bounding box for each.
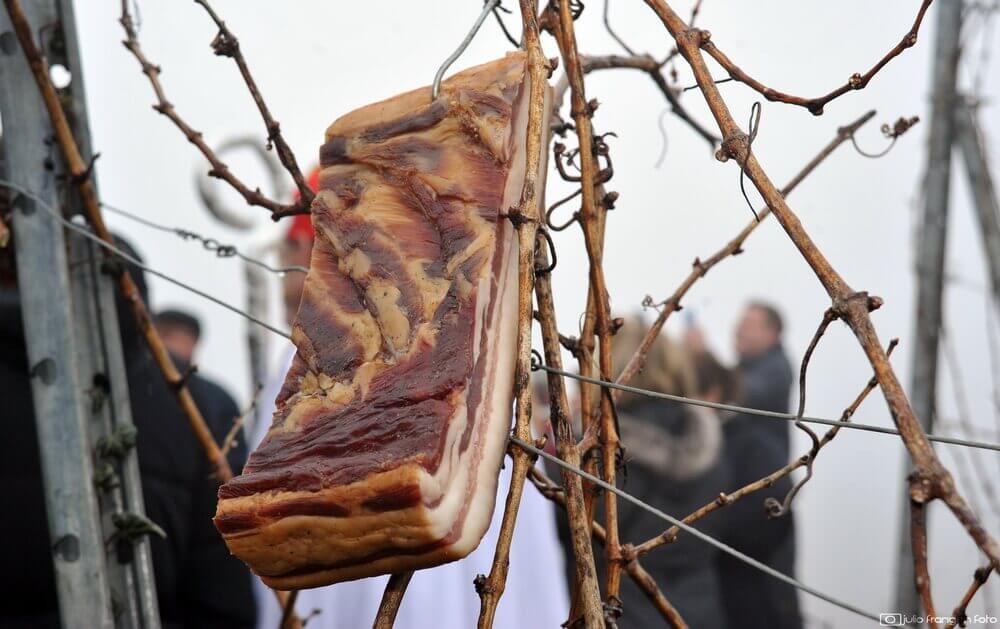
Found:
[0,238,255,628]
[608,318,732,628]
[714,301,802,629]
[155,308,202,366]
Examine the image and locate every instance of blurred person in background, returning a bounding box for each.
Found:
[0,236,255,628]
[710,301,802,629]
[154,308,201,365]
[280,206,315,327]
[609,316,731,627]
[248,167,569,628]
[153,307,245,474]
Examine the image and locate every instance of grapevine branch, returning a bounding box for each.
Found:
[567,54,719,146]
[535,238,613,627]
[628,339,898,558]
[118,2,307,219]
[527,467,687,628]
[2,0,233,483]
[372,572,413,629]
[547,37,611,589]
[2,3,303,625]
[911,499,939,626]
[643,0,1000,596]
[615,108,886,391]
[8,0,986,625]
[700,0,935,115]
[544,3,622,623]
[279,590,300,629]
[542,35,621,622]
[551,1,626,620]
[474,2,555,627]
[220,383,261,458]
[764,309,832,518]
[594,0,717,146]
[952,565,994,627]
[191,0,315,208]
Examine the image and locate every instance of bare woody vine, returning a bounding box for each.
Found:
[2,0,996,628]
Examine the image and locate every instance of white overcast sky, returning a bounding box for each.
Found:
[68,1,1000,626]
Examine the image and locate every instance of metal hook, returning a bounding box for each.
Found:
[432,0,501,101]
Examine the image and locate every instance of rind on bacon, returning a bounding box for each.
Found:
[214,51,550,590]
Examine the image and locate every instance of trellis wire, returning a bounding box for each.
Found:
[100,202,307,275]
[0,173,954,626]
[0,180,293,340]
[4,1,991,613]
[11,174,999,455]
[10,178,999,457]
[530,354,1000,453]
[509,436,884,624]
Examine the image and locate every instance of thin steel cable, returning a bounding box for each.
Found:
[530,355,1000,453]
[0,180,292,340]
[100,202,307,275]
[508,436,884,624]
[432,0,500,100]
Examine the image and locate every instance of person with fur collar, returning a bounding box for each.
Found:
[608,317,734,627]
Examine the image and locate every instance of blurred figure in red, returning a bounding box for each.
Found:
[279,169,318,326]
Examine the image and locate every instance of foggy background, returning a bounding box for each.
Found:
[71,1,999,626]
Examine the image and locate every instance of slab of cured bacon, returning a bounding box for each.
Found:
[214,51,549,589]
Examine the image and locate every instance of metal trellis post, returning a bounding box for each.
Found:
[894,0,964,619]
[0,0,159,627]
[956,101,1000,309]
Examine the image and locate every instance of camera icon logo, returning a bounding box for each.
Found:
[879,613,904,626]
